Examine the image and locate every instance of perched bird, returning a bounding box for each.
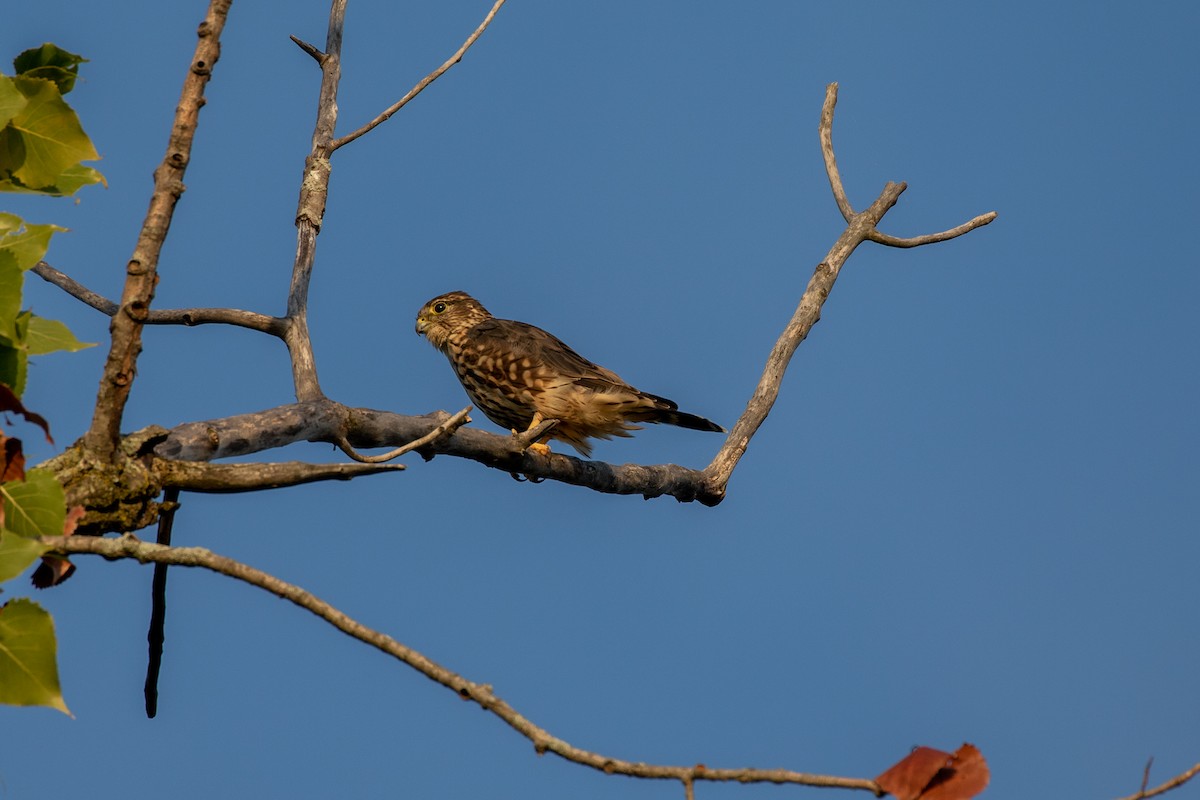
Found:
[415,291,724,457]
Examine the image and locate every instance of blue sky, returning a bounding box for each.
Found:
[5,2,1199,798]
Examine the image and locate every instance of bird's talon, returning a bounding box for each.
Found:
[527,442,552,456]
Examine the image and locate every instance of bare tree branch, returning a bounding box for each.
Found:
[154,400,718,503]
[44,533,882,796]
[32,261,287,335]
[282,1,348,403]
[867,211,998,248]
[1115,761,1200,800]
[698,83,997,503]
[820,83,855,221]
[83,0,233,458]
[159,459,404,492]
[330,0,508,152]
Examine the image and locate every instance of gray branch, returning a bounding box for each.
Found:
[31,261,286,335]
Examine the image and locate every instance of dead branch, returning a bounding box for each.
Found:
[330,0,507,151]
[43,532,882,797]
[159,459,405,492]
[153,401,717,504]
[31,261,286,335]
[83,0,233,458]
[698,83,996,503]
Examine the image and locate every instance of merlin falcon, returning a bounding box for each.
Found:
[415,291,724,457]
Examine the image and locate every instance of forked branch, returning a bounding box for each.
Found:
[330,0,507,151]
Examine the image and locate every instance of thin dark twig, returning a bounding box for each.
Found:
[289,35,326,64]
[144,486,180,718]
[330,0,507,151]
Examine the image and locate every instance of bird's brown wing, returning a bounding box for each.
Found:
[470,318,630,389]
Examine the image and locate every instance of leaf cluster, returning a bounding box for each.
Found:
[0,44,105,196]
[0,43,104,717]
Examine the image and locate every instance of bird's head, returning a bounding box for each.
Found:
[415,291,493,351]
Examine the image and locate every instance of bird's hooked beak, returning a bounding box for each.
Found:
[415,313,429,337]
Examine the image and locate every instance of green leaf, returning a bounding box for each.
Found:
[0,77,99,191]
[0,216,65,270]
[0,530,49,583]
[0,211,21,236]
[0,469,65,539]
[0,249,21,338]
[0,598,70,715]
[0,346,28,397]
[0,76,29,130]
[0,349,27,397]
[0,163,106,196]
[13,44,87,96]
[25,315,94,355]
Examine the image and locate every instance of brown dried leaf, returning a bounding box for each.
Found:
[876,744,989,800]
[31,556,75,589]
[877,747,954,800]
[0,384,53,443]
[0,434,25,483]
[920,744,989,800]
[30,506,83,589]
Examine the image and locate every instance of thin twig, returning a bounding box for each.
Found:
[32,262,287,335]
[330,0,508,151]
[44,533,881,795]
[83,0,233,458]
[144,486,179,718]
[289,35,326,64]
[867,211,998,248]
[334,406,472,463]
[1115,761,1200,800]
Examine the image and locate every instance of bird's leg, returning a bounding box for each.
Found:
[511,412,554,456]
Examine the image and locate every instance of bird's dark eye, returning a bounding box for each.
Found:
[432,302,447,314]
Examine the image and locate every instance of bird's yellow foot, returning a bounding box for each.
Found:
[527,441,552,456]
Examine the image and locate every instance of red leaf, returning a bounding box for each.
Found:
[0,384,53,443]
[0,434,25,482]
[877,744,989,800]
[877,747,955,800]
[920,744,989,800]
